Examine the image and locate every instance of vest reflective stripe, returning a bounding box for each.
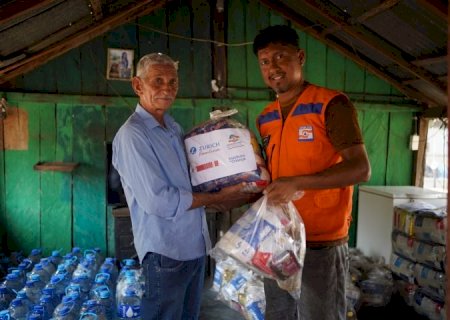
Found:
[257,84,353,242]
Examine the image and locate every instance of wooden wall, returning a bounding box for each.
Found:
[0,0,419,255]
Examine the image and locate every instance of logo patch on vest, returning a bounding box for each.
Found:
[298,126,314,141]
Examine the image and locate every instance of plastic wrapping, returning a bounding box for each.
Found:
[413,264,445,300]
[390,253,415,283]
[184,109,270,192]
[359,266,393,307]
[413,289,446,320]
[392,230,446,272]
[393,202,447,245]
[211,195,306,299]
[212,257,265,320]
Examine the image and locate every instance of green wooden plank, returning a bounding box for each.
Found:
[360,108,389,186]
[306,35,327,86]
[326,48,346,91]
[227,0,248,99]
[191,0,213,97]
[364,71,391,95]
[344,58,365,93]
[386,112,414,185]
[53,48,82,94]
[21,61,58,93]
[246,0,269,100]
[192,100,214,125]
[106,206,115,257]
[0,93,5,246]
[5,102,41,254]
[106,106,133,142]
[79,38,108,95]
[72,105,106,253]
[269,10,287,26]
[167,4,192,98]
[170,106,195,132]
[138,8,169,56]
[38,104,74,255]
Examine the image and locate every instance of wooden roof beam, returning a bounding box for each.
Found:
[412,55,447,67]
[352,0,400,24]
[300,0,447,94]
[88,0,103,21]
[324,0,400,35]
[0,0,57,27]
[260,0,441,107]
[417,0,448,22]
[0,0,167,84]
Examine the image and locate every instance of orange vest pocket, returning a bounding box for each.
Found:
[313,189,341,208]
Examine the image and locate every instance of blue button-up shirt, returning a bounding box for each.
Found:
[112,104,211,262]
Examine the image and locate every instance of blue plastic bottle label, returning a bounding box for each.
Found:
[118,305,141,318]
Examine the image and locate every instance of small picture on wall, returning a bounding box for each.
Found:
[106,48,134,81]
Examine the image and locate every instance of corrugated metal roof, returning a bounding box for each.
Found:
[0,0,447,110]
[261,0,447,109]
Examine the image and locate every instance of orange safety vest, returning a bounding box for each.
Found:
[257,84,353,242]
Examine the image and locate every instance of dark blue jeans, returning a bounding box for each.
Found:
[141,252,206,320]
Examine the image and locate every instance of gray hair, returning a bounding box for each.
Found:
[136,53,179,77]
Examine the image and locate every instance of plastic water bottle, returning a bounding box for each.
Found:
[116,288,141,320]
[0,310,11,320]
[91,286,114,319]
[28,264,50,284]
[27,305,45,320]
[28,250,42,266]
[44,274,68,301]
[37,294,55,320]
[73,259,96,282]
[71,248,83,261]
[90,273,113,299]
[59,255,77,276]
[15,291,34,314]
[2,273,23,294]
[8,297,29,320]
[53,296,80,319]
[68,275,91,300]
[93,249,104,266]
[22,278,43,304]
[99,258,118,283]
[0,285,15,310]
[48,251,63,268]
[38,259,55,278]
[11,268,26,286]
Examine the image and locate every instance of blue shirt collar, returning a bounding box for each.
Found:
[135,103,176,130]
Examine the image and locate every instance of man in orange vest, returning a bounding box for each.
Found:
[253,25,371,319]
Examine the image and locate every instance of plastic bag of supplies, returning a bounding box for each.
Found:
[184,109,270,193]
[211,195,306,299]
[212,256,265,320]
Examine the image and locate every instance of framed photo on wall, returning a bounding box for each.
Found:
[106,48,134,81]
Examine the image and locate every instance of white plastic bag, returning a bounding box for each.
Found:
[184,109,270,193]
[211,195,306,299]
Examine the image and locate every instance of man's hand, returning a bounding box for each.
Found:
[192,182,261,211]
[263,177,303,206]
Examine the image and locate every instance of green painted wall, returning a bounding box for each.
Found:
[0,0,420,254]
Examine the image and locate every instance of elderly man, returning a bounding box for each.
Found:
[113,52,249,320]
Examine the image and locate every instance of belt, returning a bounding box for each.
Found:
[306,236,348,250]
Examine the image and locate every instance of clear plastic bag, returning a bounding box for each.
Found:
[184,109,270,193]
[211,195,306,299]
